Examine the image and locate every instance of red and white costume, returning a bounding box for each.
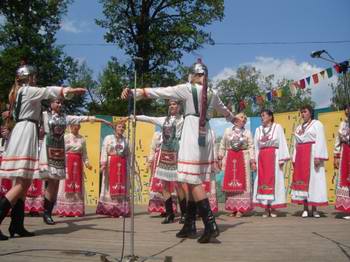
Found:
[96,135,130,217]
[55,133,90,217]
[219,126,254,213]
[0,137,12,198]
[253,123,290,209]
[334,120,350,212]
[291,120,328,206]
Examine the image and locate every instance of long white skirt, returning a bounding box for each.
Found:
[0,121,39,178]
[177,116,215,185]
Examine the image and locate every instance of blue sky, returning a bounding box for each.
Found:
[57,0,350,107]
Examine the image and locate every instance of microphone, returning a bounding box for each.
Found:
[310,50,326,58]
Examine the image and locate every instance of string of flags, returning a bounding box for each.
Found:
[246,59,350,106]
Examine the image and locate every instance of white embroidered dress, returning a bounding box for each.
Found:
[55,133,90,216]
[291,120,328,206]
[253,123,290,209]
[0,85,63,178]
[134,83,234,184]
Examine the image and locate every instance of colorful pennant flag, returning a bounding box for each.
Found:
[326,67,333,78]
[306,76,311,85]
[266,91,273,101]
[299,79,306,89]
[320,70,325,79]
[312,73,319,84]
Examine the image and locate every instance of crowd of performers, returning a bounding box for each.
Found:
[0,60,349,244]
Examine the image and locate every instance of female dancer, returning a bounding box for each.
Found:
[0,64,85,240]
[334,105,350,219]
[253,109,290,217]
[291,105,328,218]
[135,100,186,224]
[39,98,110,224]
[122,59,235,243]
[219,112,255,217]
[96,120,130,217]
[55,123,92,217]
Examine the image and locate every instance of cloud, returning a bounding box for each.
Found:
[213,57,338,109]
[60,19,89,33]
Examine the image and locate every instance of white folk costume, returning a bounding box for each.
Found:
[133,83,234,185]
[0,137,12,198]
[291,120,328,206]
[55,133,90,217]
[253,123,290,209]
[0,86,65,179]
[219,127,254,214]
[38,111,92,180]
[334,120,350,213]
[96,135,130,217]
[147,132,166,214]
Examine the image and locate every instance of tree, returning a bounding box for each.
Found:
[96,0,224,85]
[330,72,350,109]
[0,0,82,109]
[215,66,314,116]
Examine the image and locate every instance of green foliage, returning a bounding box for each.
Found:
[96,0,224,84]
[330,72,350,110]
[0,0,81,112]
[215,66,314,116]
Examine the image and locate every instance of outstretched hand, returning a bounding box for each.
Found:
[121,88,131,100]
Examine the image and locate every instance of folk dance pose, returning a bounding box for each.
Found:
[334,105,350,219]
[122,59,235,243]
[135,100,186,224]
[96,120,130,217]
[291,105,328,218]
[147,131,167,215]
[39,99,108,225]
[0,64,85,240]
[55,124,92,217]
[253,110,290,218]
[218,113,255,217]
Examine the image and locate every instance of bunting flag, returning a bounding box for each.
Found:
[249,59,349,106]
[306,76,311,85]
[320,70,326,79]
[326,67,333,78]
[312,73,319,84]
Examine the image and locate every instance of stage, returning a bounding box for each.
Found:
[0,205,349,262]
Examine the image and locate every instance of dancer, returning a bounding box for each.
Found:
[253,109,290,218]
[334,104,350,219]
[0,121,12,198]
[122,59,235,243]
[218,112,255,217]
[39,98,110,224]
[96,120,130,217]
[147,131,167,215]
[54,123,93,217]
[291,105,328,218]
[135,100,186,224]
[0,64,85,240]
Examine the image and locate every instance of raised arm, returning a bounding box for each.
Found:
[135,115,166,127]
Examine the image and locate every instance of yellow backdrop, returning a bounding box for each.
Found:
[80,111,344,206]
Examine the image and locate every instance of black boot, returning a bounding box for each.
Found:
[43,198,55,225]
[176,200,197,238]
[196,198,219,244]
[8,199,35,238]
[0,197,12,241]
[161,197,175,224]
[178,198,187,224]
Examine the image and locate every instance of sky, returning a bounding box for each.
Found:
[56,0,350,108]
